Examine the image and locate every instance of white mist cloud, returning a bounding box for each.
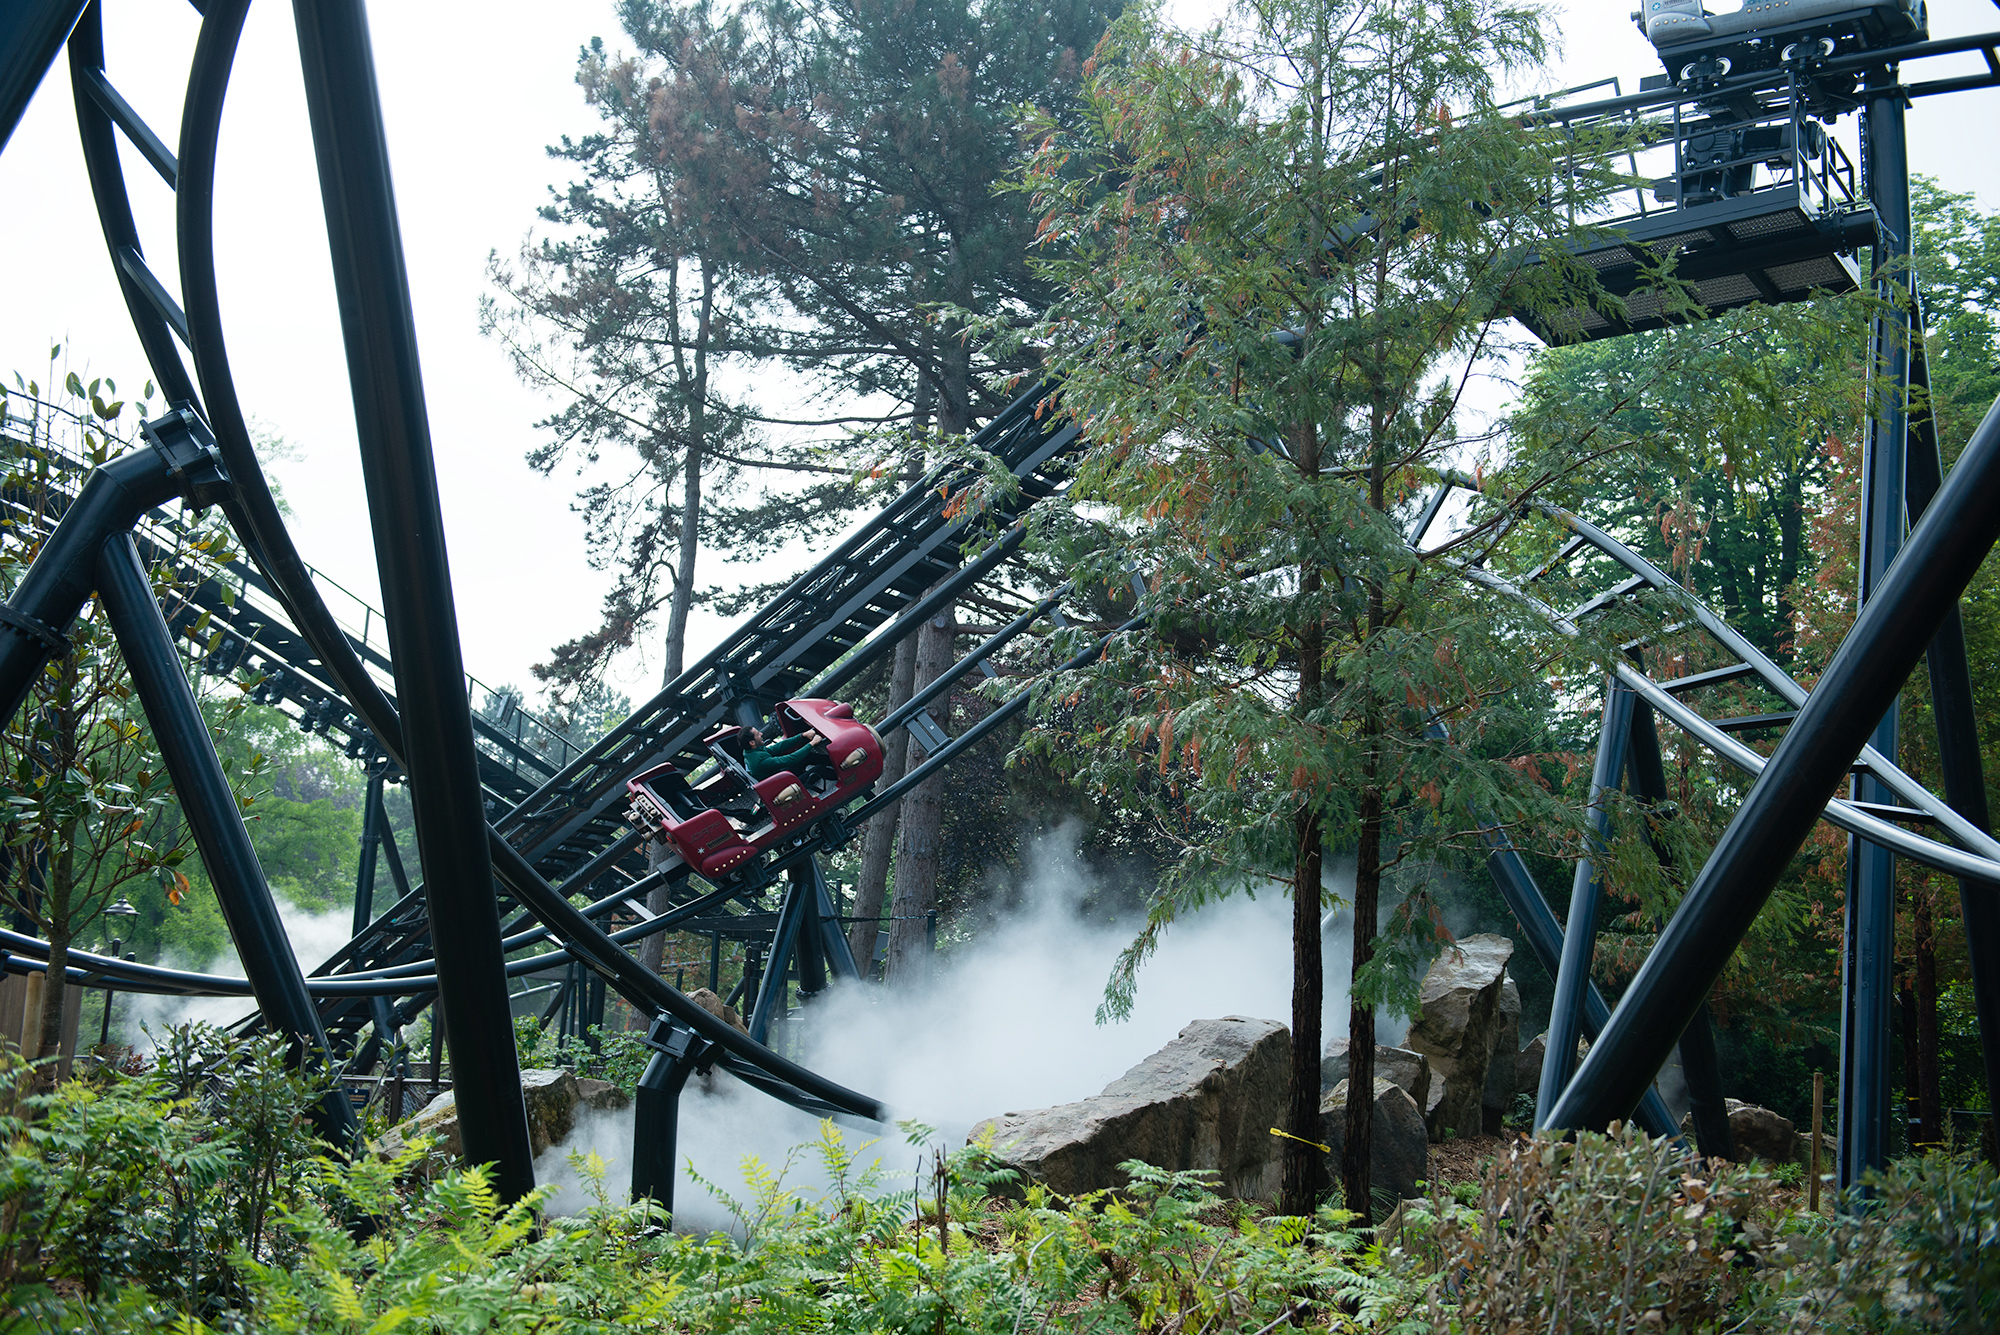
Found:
[544,824,1417,1227]
[127,899,358,1047]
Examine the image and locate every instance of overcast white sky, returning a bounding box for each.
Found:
[1,0,1994,710]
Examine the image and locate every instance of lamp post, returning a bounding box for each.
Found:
[98,896,139,1050]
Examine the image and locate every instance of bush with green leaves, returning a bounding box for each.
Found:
[509,1015,652,1098]
[8,1033,1998,1335]
[0,1024,328,1315]
[1421,1124,1785,1332]
[1757,1152,2000,1333]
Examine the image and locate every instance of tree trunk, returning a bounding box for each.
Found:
[849,630,919,972]
[662,447,702,686]
[1343,790,1382,1225]
[639,882,672,976]
[662,259,716,686]
[1282,418,1327,1218]
[1899,970,1920,1149]
[886,591,956,986]
[1283,805,1325,1216]
[851,371,933,974]
[35,926,69,1073]
[1341,412,1388,1227]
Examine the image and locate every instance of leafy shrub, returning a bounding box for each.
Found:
[511,1016,651,1097]
[1423,1123,1783,1332]
[9,1034,1995,1335]
[0,1024,327,1316]
[1763,1152,2000,1333]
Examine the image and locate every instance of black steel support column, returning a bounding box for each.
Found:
[630,1018,712,1218]
[1905,329,2000,1130]
[1624,687,1734,1158]
[0,0,88,151]
[748,879,808,1044]
[381,812,413,900]
[353,771,384,937]
[1480,825,1682,1141]
[1841,62,1914,1187]
[290,0,532,1199]
[1538,676,1637,1125]
[1545,392,2000,1135]
[584,970,606,1047]
[95,532,358,1148]
[810,860,862,982]
[793,863,828,1001]
[0,443,188,724]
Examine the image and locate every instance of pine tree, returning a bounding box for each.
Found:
[588,0,1118,978]
[484,10,876,697]
[1005,0,1629,1218]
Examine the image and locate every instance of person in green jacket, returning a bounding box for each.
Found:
[743,726,825,781]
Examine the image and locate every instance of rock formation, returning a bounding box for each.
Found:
[687,987,749,1034]
[1481,977,1522,1130]
[1322,1037,1431,1114]
[1514,1030,1590,1121]
[1318,1077,1428,1202]
[1405,934,1514,1141]
[1723,1098,1801,1165]
[376,1067,632,1169]
[969,1016,1289,1200]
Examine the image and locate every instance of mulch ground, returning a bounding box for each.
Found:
[1425,1132,1520,1189]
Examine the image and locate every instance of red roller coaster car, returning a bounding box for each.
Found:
[623,699,885,880]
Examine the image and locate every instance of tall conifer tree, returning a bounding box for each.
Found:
[1006,0,1629,1217]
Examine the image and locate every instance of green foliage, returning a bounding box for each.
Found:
[996,0,1639,1056]
[0,372,228,1062]
[1753,1153,2000,1334]
[1427,1125,1789,1331]
[9,1046,1998,1334]
[511,1017,653,1099]
[0,1025,330,1315]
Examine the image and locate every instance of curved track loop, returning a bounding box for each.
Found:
[33,0,923,1127]
[27,0,1999,1154]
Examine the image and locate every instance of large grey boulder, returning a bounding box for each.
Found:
[1795,1128,1837,1172]
[1319,1078,1429,1202]
[1322,1038,1431,1114]
[1724,1099,1799,1166]
[1516,1030,1590,1111]
[1481,977,1523,1128]
[969,1016,1289,1200]
[687,987,749,1034]
[1405,934,1514,1141]
[375,1067,632,1168]
[1516,1030,1547,1104]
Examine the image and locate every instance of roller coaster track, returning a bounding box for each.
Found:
[1,377,1087,1067]
[6,0,1999,1194]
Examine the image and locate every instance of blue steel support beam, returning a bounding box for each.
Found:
[290,0,532,1200]
[1538,676,1637,1126]
[1545,391,2000,1136]
[1904,326,2000,1139]
[1840,62,1913,1187]
[97,532,358,1150]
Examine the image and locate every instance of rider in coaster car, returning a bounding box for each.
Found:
[744,726,828,781]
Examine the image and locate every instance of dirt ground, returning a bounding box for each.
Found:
[1425,1131,1520,1189]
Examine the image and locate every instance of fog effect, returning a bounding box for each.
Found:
[539,825,1409,1229]
[127,900,361,1044]
[131,828,1417,1232]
